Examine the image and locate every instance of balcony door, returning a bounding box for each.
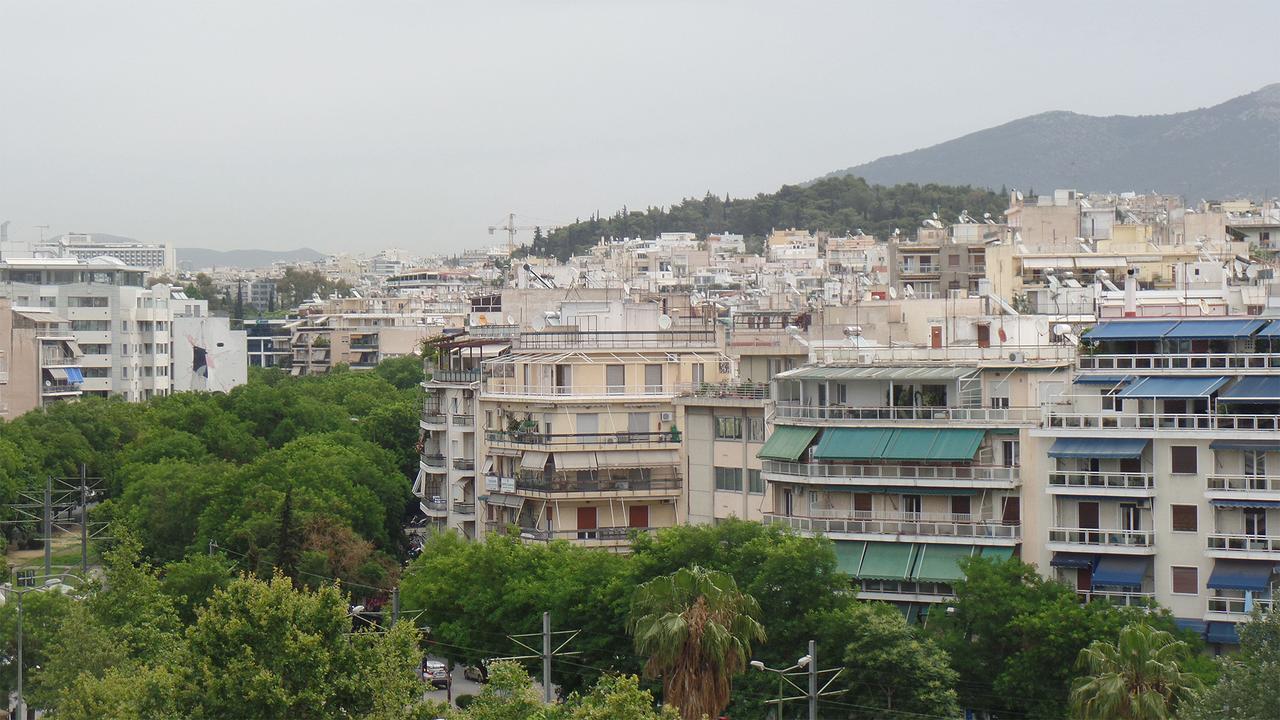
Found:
[576,506,598,540]
[606,365,625,394]
[1079,501,1100,544]
[1245,451,1266,490]
[1245,509,1267,537]
[628,505,649,529]
[644,364,662,393]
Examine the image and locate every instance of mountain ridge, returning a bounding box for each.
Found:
[822,83,1280,201]
[177,247,326,270]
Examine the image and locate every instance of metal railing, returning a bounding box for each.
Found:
[763,512,1019,539]
[452,502,476,515]
[1049,527,1153,547]
[423,499,448,512]
[517,526,658,544]
[431,369,482,383]
[855,579,954,598]
[776,403,1039,424]
[451,414,474,427]
[421,454,446,468]
[1077,590,1156,607]
[453,458,475,471]
[422,411,445,423]
[1207,474,1280,493]
[1046,410,1280,432]
[1079,352,1280,372]
[762,460,1019,485]
[485,430,681,447]
[41,384,82,395]
[1208,533,1280,554]
[1208,596,1274,614]
[684,381,769,400]
[1049,471,1154,490]
[484,383,694,398]
[900,264,940,274]
[515,477,681,494]
[514,329,717,349]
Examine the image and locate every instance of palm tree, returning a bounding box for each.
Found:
[627,565,766,720]
[1070,623,1203,720]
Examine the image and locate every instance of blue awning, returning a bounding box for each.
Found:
[1048,437,1149,460]
[1207,561,1275,592]
[1211,439,1280,451]
[1050,552,1097,569]
[1164,319,1268,339]
[1219,376,1280,402]
[1118,376,1229,398]
[1174,618,1207,636]
[1085,320,1179,341]
[1073,375,1131,385]
[1211,499,1280,509]
[1207,621,1241,645]
[1254,321,1280,338]
[1091,556,1150,588]
[65,367,84,384]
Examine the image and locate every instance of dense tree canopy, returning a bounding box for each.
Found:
[531,175,1007,260]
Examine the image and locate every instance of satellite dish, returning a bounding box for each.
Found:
[903,284,916,298]
[1246,265,1259,279]
[506,314,516,325]
[657,314,673,330]
[888,286,898,299]
[931,212,939,220]
[531,315,546,331]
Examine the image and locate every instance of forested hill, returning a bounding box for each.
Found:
[529,176,1007,260]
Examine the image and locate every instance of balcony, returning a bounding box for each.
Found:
[483,382,695,400]
[1048,470,1155,496]
[485,430,681,449]
[452,502,476,516]
[431,368,482,384]
[899,264,940,274]
[1207,533,1280,559]
[775,403,1039,425]
[451,414,475,427]
[517,526,657,549]
[420,413,446,431]
[514,329,717,349]
[684,381,769,400]
[41,384,83,396]
[453,458,475,472]
[1079,352,1280,374]
[855,578,954,603]
[763,512,1020,543]
[1207,474,1280,498]
[1208,595,1274,616]
[1076,589,1157,607]
[421,454,446,470]
[423,498,448,515]
[1045,410,1280,433]
[761,460,1019,489]
[514,476,681,496]
[1047,527,1154,553]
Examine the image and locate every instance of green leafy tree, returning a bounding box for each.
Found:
[52,664,184,720]
[1069,623,1202,719]
[627,565,766,720]
[159,553,236,623]
[454,661,553,720]
[374,353,425,390]
[1184,609,1280,720]
[555,673,681,720]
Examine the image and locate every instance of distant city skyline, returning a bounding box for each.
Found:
[1,0,1276,254]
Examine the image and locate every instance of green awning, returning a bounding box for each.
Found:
[857,542,917,580]
[815,428,983,461]
[833,541,866,574]
[980,546,1015,561]
[757,426,819,461]
[812,428,892,460]
[913,545,975,582]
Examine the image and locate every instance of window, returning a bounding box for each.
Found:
[1171,505,1198,532]
[951,495,971,517]
[70,320,110,332]
[120,344,129,355]
[691,363,705,386]
[606,365,625,394]
[748,469,764,494]
[485,410,492,430]
[628,505,649,528]
[628,412,649,435]
[1170,566,1198,595]
[576,507,598,540]
[747,417,765,443]
[68,296,109,308]
[1171,446,1197,474]
[1120,503,1141,532]
[1245,509,1267,537]
[948,254,961,267]
[644,364,663,391]
[1002,440,1020,468]
[1245,450,1266,479]
[990,395,1009,409]
[853,493,872,515]
[715,416,743,440]
[1102,387,1121,412]
[576,413,598,439]
[714,467,743,492]
[902,494,922,516]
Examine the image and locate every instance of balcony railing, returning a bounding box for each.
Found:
[451,414,474,427]
[1049,471,1154,490]
[486,430,681,447]
[1079,352,1280,373]
[1077,590,1156,607]
[1208,533,1280,554]
[515,477,681,494]
[453,458,475,471]
[684,381,769,400]
[900,264,940,274]
[763,512,1019,539]
[1049,527,1153,547]
[775,403,1039,424]
[431,369,482,383]
[484,383,695,398]
[762,460,1019,486]
[41,384,82,395]
[423,499,448,512]
[1209,596,1274,614]
[1046,410,1280,432]
[1207,474,1280,493]
[514,329,717,349]
[452,502,476,515]
[517,526,658,545]
[855,579,954,599]
[421,454,446,468]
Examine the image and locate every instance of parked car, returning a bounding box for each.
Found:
[463,662,490,683]
[420,659,449,688]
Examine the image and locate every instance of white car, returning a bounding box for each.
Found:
[420,660,449,688]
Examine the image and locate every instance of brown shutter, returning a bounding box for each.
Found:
[1171,566,1198,594]
[1001,497,1021,525]
[576,506,597,530]
[1171,505,1198,532]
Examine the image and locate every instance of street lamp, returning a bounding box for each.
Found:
[750,653,811,720]
[4,573,86,719]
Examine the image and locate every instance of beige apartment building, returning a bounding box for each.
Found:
[0,300,85,418]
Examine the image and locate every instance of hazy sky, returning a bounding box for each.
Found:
[2,1,1277,255]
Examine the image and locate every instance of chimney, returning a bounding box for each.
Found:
[1123,269,1137,318]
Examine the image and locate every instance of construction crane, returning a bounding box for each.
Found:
[488,212,546,257]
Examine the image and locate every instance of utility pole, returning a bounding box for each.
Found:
[79,465,89,575]
[808,639,817,720]
[494,611,580,704]
[752,640,844,720]
[4,465,108,579]
[390,587,400,628]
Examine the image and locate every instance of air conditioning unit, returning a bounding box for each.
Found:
[660,411,674,422]
[1008,352,1027,363]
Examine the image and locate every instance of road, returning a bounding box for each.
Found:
[420,657,557,707]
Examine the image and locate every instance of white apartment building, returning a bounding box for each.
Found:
[48,233,177,275]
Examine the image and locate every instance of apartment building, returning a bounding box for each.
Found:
[473,315,730,552]
[1028,316,1280,647]
[0,300,85,418]
[755,341,1070,622]
[46,233,177,275]
[246,319,295,368]
[887,223,994,299]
